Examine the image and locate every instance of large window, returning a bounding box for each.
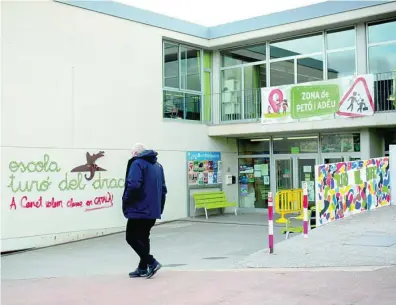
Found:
[368,19,396,74]
[219,27,357,121]
[270,34,324,86]
[325,27,356,79]
[163,42,206,121]
[321,133,360,153]
[368,19,396,112]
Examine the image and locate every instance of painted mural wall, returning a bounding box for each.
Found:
[315,157,391,226]
[1,148,129,252]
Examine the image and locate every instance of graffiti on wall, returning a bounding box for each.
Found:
[316,157,391,225]
[6,152,124,212]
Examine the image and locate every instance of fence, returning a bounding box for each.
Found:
[275,189,304,223]
[315,157,391,227]
[208,72,396,124]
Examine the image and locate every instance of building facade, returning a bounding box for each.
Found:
[1,0,396,251]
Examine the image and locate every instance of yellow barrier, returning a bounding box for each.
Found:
[275,189,304,223]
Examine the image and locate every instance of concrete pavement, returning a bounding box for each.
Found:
[3,267,396,305]
[2,208,396,304]
[242,205,396,268]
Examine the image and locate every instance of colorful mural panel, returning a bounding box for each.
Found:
[316,157,391,226]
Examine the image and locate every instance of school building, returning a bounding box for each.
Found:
[1,0,396,251]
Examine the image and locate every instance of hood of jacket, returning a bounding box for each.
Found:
[136,150,158,164]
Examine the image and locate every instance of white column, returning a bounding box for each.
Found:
[390,145,396,205]
[360,128,370,160]
[356,22,368,75]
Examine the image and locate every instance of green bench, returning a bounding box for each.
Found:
[193,191,237,219]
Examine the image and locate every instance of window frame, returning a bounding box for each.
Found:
[220,26,357,87]
[162,40,205,122]
[324,25,357,80]
[366,18,396,74]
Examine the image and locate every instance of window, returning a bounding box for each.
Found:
[218,28,359,121]
[270,34,324,86]
[272,136,318,154]
[368,19,396,74]
[222,43,266,67]
[270,60,294,86]
[163,42,205,121]
[297,55,324,83]
[321,133,360,153]
[325,27,356,79]
[270,34,322,59]
[238,139,270,155]
[164,43,179,88]
[367,20,396,112]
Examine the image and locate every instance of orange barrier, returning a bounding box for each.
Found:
[275,189,304,223]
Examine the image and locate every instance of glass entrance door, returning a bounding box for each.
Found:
[239,157,271,209]
[275,159,293,192]
[297,158,316,206]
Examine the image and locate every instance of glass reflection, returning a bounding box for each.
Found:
[297,55,324,83]
[369,44,396,74]
[180,46,201,91]
[327,28,355,50]
[368,20,396,44]
[270,60,294,86]
[270,34,322,59]
[222,43,266,67]
[327,51,356,79]
[164,43,179,88]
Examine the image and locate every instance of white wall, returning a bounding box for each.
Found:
[390,145,396,205]
[1,1,237,251]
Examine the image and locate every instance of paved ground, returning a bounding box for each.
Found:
[242,205,396,268]
[1,213,282,280]
[3,267,396,305]
[2,208,396,304]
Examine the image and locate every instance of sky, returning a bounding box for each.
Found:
[116,0,328,26]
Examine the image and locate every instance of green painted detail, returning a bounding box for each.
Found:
[354,170,363,184]
[193,191,236,211]
[291,147,300,154]
[204,51,212,69]
[290,84,340,119]
[366,167,377,181]
[204,72,211,121]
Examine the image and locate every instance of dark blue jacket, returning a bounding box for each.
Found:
[122,150,167,219]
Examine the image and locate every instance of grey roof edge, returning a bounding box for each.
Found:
[54,0,394,40]
[54,0,209,39]
[208,1,392,39]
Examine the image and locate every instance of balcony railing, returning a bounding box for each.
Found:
[209,72,396,124]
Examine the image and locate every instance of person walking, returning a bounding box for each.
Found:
[122,143,167,279]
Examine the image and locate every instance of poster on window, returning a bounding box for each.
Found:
[187,152,222,186]
[262,74,375,124]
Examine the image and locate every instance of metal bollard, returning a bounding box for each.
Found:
[268,192,274,253]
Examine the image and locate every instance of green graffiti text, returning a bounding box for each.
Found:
[7,174,52,192]
[58,173,86,191]
[92,173,124,190]
[9,154,61,173]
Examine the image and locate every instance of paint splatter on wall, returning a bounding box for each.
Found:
[316,157,391,225]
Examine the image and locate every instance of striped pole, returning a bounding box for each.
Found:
[302,182,308,239]
[268,192,274,254]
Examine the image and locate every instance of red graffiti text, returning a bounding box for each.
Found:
[9,192,114,212]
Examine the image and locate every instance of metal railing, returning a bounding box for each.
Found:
[212,88,262,123]
[374,71,396,112]
[210,72,396,124]
[162,72,396,124]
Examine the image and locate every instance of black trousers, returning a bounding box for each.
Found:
[126,219,156,269]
